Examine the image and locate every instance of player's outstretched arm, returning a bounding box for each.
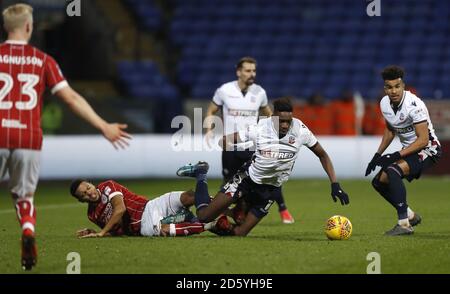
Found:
[373,122,429,171]
[76,228,97,238]
[55,86,132,149]
[309,142,350,205]
[259,105,272,117]
[205,102,220,133]
[76,228,111,239]
[309,142,337,183]
[376,125,396,155]
[80,196,126,238]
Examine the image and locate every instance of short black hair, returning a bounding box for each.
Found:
[236,56,257,70]
[273,97,293,112]
[70,179,87,198]
[381,65,405,81]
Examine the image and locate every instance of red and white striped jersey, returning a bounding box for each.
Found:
[88,180,149,236]
[0,40,67,150]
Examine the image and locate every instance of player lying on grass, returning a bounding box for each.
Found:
[69,179,220,238]
[177,97,350,236]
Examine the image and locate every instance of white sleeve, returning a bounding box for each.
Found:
[410,104,428,124]
[108,191,123,202]
[260,90,268,107]
[212,87,224,106]
[300,123,318,148]
[238,124,258,144]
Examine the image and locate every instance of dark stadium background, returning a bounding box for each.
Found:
[1,0,450,275]
[1,0,448,172]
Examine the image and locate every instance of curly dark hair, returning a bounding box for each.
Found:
[381,65,405,81]
[273,97,293,112]
[70,179,87,198]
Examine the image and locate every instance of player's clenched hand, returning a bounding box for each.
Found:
[102,123,132,150]
[365,153,381,176]
[76,228,97,238]
[374,151,401,170]
[331,182,350,205]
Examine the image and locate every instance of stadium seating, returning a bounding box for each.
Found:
[124,0,162,31]
[166,0,450,99]
[116,60,182,132]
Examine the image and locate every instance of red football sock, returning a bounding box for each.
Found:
[169,222,205,236]
[15,199,36,236]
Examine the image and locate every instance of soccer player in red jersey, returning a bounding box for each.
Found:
[0,4,131,270]
[70,180,208,238]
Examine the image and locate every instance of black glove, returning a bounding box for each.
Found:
[375,151,401,170]
[331,183,350,205]
[365,153,381,176]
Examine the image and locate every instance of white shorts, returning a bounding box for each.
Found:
[140,191,185,237]
[0,149,40,198]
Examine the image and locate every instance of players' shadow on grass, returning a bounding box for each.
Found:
[409,232,450,240]
[193,232,326,241]
[249,232,328,242]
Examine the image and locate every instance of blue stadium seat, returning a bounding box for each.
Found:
[167,0,448,99]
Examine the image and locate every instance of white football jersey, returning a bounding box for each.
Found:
[239,117,318,187]
[212,81,268,136]
[380,90,440,149]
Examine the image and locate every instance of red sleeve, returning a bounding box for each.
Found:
[98,180,124,201]
[44,55,68,94]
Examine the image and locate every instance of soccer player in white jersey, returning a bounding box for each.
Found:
[205,57,295,224]
[365,66,442,236]
[178,97,349,236]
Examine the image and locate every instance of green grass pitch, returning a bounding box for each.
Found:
[1,177,449,274]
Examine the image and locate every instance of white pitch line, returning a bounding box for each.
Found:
[0,203,82,215]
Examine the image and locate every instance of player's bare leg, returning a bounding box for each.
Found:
[196,192,234,223]
[232,211,262,236]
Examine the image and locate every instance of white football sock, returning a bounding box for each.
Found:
[169,224,176,237]
[203,221,215,231]
[407,207,414,220]
[398,218,410,227]
[22,222,35,233]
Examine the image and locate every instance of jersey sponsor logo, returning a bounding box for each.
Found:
[1,119,27,129]
[394,125,414,134]
[101,203,113,223]
[0,55,43,67]
[414,108,424,115]
[228,109,258,117]
[259,150,295,159]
